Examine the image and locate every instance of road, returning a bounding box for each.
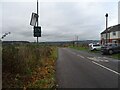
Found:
[56,48,120,88]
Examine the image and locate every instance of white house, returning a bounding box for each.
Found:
[101,24,120,45]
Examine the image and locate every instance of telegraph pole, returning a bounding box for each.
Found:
[105,13,108,44]
[77,35,78,47]
[37,0,39,43]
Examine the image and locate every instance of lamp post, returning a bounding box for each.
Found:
[105,13,108,44]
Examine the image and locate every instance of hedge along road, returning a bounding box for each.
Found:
[56,48,120,88]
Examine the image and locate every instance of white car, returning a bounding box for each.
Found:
[89,44,101,51]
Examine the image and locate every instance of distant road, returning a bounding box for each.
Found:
[56,48,120,88]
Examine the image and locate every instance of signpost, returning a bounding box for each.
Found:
[30,0,41,43]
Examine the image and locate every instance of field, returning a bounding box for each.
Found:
[2,43,57,89]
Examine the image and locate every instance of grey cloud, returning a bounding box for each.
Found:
[40,2,117,41]
[2,1,118,42]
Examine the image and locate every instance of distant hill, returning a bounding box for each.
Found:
[2,41,30,44]
[2,40,100,45]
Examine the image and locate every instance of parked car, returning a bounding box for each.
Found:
[89,43,101,51]
[101,43,120,54]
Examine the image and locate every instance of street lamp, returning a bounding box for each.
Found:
[105,13,108,44]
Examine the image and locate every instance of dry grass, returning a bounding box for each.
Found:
[2,44,57,89]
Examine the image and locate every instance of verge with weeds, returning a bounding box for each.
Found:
[2,44,57,89]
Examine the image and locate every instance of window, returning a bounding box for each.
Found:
[119,40,120,43]
[113,31,116,36]
[93,44,100,46]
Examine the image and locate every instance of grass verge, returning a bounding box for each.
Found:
[2,44,58,89]
[69,45,88,51]
[111,53,120,60]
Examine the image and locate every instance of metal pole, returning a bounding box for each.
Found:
[77,36,78,47]
[105,13,108,44]
[37,0,39,43]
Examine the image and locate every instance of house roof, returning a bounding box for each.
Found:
[101,24,120,34]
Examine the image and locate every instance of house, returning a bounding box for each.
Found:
[101,24,120,45]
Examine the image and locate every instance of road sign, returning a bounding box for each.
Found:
[30,13,38,26]
[34,26,41,37]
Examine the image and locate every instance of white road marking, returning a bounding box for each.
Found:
[92,61,120,76]
[87,57,109,62]
[76,54,85,59]
[79,55,85,59]
[103,57,109,59]
[87,57,93,60]
[104,60,109,62]
[78,55,85,59]
[100,60,103,62]
[87,57,100,62]
[66,48,108,62]
[98,57,101,59]
[67,50,85,59]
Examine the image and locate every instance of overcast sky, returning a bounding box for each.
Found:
[0,0,119,42]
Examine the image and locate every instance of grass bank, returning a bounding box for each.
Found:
[2,44,58,89]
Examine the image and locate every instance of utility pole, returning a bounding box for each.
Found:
[77,35,78,47]
[37,0,39,43]
[75,35,78,47]
[105,13,108,44]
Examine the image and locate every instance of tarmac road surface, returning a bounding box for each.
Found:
[56,48,120,88]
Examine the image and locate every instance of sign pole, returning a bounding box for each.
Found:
[37,0,39,43]
[30,0,41,41]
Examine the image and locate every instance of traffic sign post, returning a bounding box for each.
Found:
[30,0,41,43]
